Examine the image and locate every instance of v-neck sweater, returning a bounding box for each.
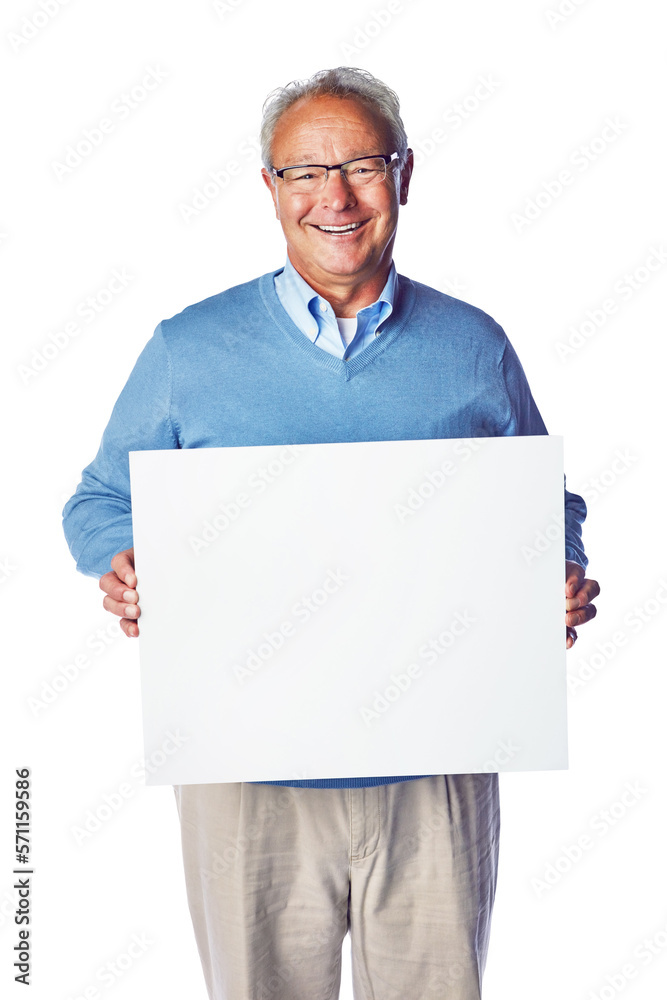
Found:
[62,269,588,789]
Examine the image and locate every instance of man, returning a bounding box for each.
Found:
[63,67,600,999]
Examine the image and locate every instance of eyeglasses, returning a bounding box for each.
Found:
[272,153,399,192]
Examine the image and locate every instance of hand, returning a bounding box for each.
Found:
[99,547,141,638]
[565,559,599,649]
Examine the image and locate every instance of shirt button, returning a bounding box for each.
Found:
[319,302,328,313]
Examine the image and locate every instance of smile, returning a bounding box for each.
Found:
[311,220,368,234]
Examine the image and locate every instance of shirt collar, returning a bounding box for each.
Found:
[277,255,397,343]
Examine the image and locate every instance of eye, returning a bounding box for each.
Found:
[282,166,325,184]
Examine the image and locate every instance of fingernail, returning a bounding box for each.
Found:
[123,590,135,602]
[125,605,137,618]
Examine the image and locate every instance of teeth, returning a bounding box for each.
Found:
[316,222,362,232]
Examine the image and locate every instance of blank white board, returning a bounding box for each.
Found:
[129,435,567,784]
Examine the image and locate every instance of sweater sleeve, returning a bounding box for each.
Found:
[62,323,179,579]
[499,334,589,572]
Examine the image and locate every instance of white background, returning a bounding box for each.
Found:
[1,0,665,997]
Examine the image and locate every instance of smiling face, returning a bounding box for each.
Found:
[262,94,412,310]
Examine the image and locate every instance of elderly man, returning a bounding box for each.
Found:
[63,67,599,999]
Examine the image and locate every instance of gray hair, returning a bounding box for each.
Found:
[260,66,408,171]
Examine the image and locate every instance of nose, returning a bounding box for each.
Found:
[319,167,357,211]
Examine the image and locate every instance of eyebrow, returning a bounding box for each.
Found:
[278,150,381,165]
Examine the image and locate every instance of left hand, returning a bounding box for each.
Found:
[565,560,600,649]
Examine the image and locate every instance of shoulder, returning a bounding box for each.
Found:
[399,274,508,347]
[159,272,271,339]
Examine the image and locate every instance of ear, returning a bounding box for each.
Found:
[399,149,414,206]
[261,167,281,220]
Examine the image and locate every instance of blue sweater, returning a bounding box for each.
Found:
[62,269,588,789]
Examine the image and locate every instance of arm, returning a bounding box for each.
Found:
[62,323,178,635]
[499,335,600,647]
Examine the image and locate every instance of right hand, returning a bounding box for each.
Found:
[99,547,141,637]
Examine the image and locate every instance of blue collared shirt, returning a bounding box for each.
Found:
[274,255,397,361]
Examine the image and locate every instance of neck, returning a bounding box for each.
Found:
[288,256,392,318]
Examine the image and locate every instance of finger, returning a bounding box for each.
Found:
[577,577,601,603]
[565,561,585,599]
[99,573,140,609]
[102,593,141,621]
[566,626,577,649]
[111,548,137,589]
[120,617,140,639]
[566,602,597,628]
[565,576,600,611]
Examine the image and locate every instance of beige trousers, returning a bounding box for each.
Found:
[174,774,500,1000]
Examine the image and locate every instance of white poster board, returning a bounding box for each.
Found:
[129,435,567,785]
